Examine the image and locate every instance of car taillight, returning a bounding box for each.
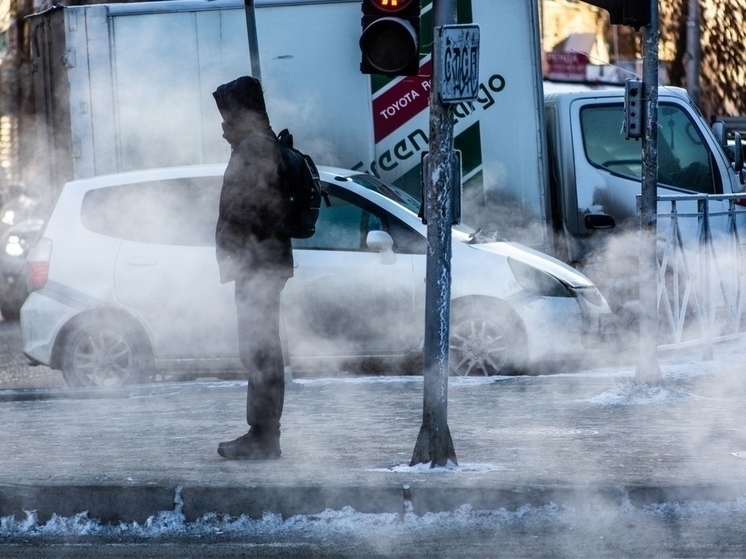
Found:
[26,237,52,292]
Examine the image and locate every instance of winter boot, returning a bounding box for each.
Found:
[217,427,281,460]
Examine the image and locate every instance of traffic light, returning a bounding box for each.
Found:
[581,0,651,30]
[360,0,421,76]
[624,78,644,139]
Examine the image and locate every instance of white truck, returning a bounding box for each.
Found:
[29,0,746,328]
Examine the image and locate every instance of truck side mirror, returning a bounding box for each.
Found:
[734,132,744,175]
[712,121,727,149]
[584,213,616,230]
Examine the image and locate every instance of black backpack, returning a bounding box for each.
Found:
[272,129,324,239]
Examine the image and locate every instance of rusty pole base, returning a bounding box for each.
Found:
[410,423,458,468]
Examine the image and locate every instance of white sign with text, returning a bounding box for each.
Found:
[438,24,480,104]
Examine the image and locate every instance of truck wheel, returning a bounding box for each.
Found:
[449,303,527,376]
[61,319,150,388]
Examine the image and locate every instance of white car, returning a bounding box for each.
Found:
[21,165,611,387]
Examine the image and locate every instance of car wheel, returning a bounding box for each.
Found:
[61,320,150,388]
[449,303,527,376]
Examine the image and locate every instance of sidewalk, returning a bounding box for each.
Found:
[1,341,746,524]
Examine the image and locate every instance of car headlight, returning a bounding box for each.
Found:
[508,257,571,298]
[5,235,24,257]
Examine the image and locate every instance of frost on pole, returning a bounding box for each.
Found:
[635,0,663,386]
[411,3,461,468]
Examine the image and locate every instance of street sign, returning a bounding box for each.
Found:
[437,24,480,104]
[545,51,588,81]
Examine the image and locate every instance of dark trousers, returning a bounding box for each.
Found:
[234,274,288,430]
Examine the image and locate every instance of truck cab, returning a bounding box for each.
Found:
[545,87,745,274]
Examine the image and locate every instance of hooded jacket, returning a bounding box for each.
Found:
[213,76,294,283]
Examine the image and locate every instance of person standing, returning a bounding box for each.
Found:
[212,76,293,460]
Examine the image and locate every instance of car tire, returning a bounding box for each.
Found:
[449,302,527,376]
[61,319,150,388]
[0,301,21,321]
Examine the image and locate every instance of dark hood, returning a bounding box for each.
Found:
[213,76,272,146]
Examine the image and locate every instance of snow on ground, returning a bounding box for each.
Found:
[4,491,746,540]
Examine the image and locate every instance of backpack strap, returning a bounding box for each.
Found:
[251,132,278,144]
[277,128,293,148]
[249,132,286,175]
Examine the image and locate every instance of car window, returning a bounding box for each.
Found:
[81,177,221,246]
[580,103,717,194]
[292,185,426,254]
[292,191,382,251]
[81,175,427,253]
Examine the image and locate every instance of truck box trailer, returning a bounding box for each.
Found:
[30,0,549,249]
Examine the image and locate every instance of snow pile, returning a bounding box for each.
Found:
[373,461,504,473]
[4,495,746,540]
[588,380,700,406]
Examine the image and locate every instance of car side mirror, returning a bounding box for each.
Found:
[584,213,616,230]
[366,230,396,264]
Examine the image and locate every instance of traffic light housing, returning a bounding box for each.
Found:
[624,78,644,139]
[582,0,651,30]
[360,0,421,76]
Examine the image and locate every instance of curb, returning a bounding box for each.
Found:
[4,482,746,524]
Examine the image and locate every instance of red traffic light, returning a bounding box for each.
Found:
[367,0,416,13]
[360,0,421,76]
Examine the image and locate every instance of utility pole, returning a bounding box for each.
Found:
[685,0,701,107]
[411,0,479,467]
[635,0,663,385]
[244,0,262,80]
[410,0,458,468]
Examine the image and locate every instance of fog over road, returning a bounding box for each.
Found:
[3,318,746,558]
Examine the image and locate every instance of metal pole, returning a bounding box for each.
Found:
[635,0,663,385]
[411,0,457,468]
[244,0,262,80]
[698,197,713,361]
[685,0,701,107]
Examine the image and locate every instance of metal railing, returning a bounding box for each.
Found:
[653,193,746,357]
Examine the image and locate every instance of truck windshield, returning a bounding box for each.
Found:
[580,103,717,194]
